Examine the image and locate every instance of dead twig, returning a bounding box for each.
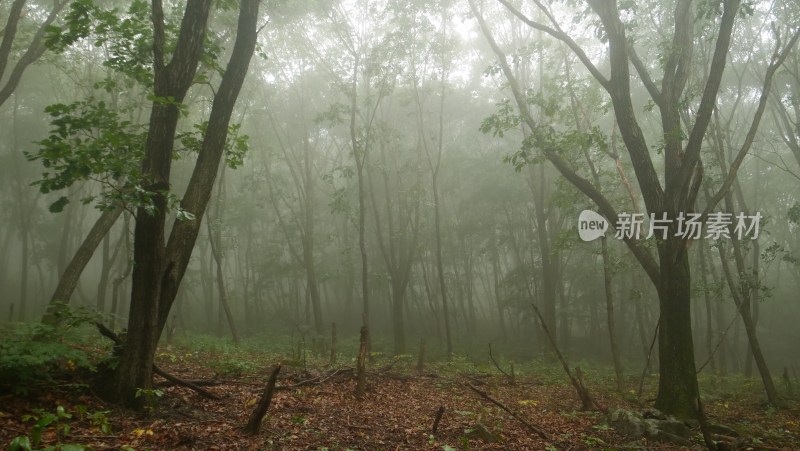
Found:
[466,382,550,441]
[277,367,352,391]
[530,304,603,412]
[431,406,445,436]
[244,364,281,435]
[156,379,221,388]
[488,343,515,385]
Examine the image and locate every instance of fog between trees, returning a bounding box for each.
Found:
[1,0,799,417]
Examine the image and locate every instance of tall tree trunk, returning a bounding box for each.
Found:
[111,0,214,407]
[432,177,452,359]
[303,136,323,335]
[42,207,122,324]
[653,242,699,419]
[391,281,406,355]
[601,237,624,391]
[717,220,779,405]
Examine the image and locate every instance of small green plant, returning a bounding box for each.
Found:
[592,422,612,432]
[135,388,165,399]
[0,318,99,394]
[74,405,112,434]
[581,435,607,446]
[291,415,308,426]
[10,405,88,450]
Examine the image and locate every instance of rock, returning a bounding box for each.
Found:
[465,423,499,443]
[646,428,693,446]
[609,408,692,446]
[609,408,646,438]
[708,423,740,437]
[646,418,691,439]
[642,407,666,420]
[683,418,700,429]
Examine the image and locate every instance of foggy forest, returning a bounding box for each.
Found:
[1,0,799,449]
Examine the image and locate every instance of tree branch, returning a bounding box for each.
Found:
[704,27,800,214]
[0,0,67,107]
[495,0,610,91]
[677,0,741,197]
[470,0,660,285]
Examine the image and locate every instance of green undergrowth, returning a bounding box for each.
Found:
[0,307,112,395]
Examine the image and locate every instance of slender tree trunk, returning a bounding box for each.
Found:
[601,237,624,391]
[42,207,123,323]
[698,241,716,374]
[432,178,452,359]
[303,137,323,335]
[207,213,239,345]
[110,213,132,329]
[717,225,779,405]
[95,233,112,313]
[19,216,29,321]
[391,281,406,355]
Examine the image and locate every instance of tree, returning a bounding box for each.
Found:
[0,0,68,107]
[470,0,799,417]
[112,0,261,406]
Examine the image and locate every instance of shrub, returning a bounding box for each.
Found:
[0,307,101,394]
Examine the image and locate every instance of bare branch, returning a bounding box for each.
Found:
[704,27,800,214]
[495,0,610,90]
[678,0,741,197]
[469,0,660,285]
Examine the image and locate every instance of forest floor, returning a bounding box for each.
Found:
[2,332,799,450]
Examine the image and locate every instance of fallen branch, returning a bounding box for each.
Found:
[277,367,352,391]
[156,379,221,388]
[466,382,550,441]
[94,322,221,400]
[460,373,489,386]
[530,304,603,412]
[245,365,281,434]
[152,367,221,400]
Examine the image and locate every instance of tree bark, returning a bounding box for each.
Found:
[653,244,699,418]
[42,207,123,324]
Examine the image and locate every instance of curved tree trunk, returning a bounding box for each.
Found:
[41,206,123,325]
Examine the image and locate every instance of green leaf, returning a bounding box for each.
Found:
[48,196,70,213]
[9,436,32,451]
[60,445,86,451]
